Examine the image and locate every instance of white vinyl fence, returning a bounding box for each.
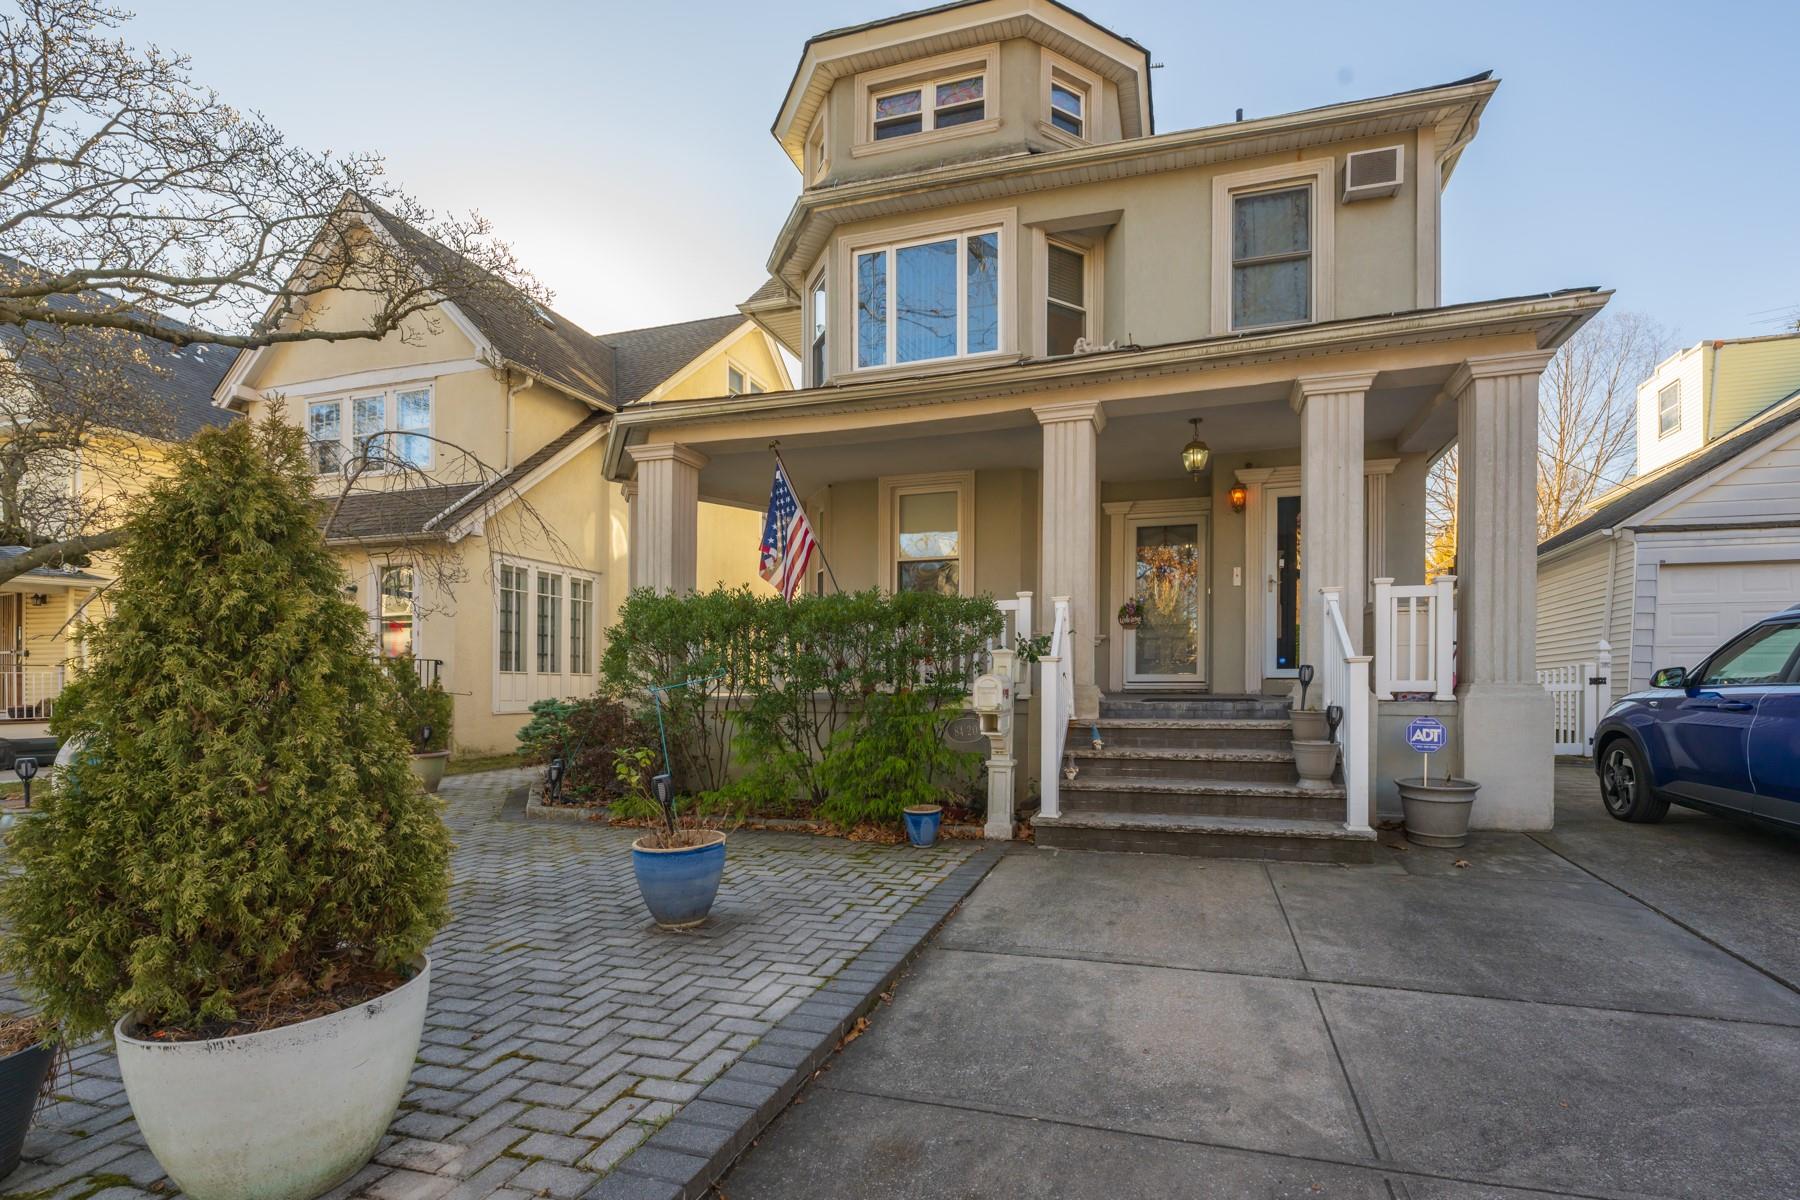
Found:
[1538,643,1611,756]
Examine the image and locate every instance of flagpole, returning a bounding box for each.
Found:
[770,441,842,595]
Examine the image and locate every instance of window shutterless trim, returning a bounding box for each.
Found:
[850,226,1005,370]
[1209,158,1335,336]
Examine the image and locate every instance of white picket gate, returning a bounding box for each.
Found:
[1537,643,1611,757]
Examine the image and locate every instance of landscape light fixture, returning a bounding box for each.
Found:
[1181,418,1211,479]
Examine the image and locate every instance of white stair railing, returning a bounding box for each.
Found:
[1320,587,1372,834]
[1372,576,1455,700]
[1037,596,1072,820]
[0,664,66,720]
[990,591,1034,699]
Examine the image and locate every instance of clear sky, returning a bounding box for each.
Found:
[126,0,1799,346]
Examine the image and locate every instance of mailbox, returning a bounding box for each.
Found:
[971,673,1010,736]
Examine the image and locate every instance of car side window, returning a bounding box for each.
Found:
[1698,623,1800,687]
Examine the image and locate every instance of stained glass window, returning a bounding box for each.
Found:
[934,77,984,127]
[874,88,923,140]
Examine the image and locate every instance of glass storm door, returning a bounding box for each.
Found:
[1271,491,1302,676]
[1126,519,1205,685]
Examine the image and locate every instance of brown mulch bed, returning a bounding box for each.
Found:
[131,961,410,1043]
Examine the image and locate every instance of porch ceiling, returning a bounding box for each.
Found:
[692,370,1456,505]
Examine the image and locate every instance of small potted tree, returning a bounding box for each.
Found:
[626,771,728,930]
[0,1015,56,1181]
[386,655,454,792]
[0,418,450,1200]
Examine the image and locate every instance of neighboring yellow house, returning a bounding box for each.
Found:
[1,323,234,740]
[211,202,788,753]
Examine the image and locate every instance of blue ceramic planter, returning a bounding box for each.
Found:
[903,805,943,848]
[631,832,727,929]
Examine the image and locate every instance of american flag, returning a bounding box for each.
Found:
[759,460,817,600]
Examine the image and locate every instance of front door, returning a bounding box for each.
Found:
[1125,517,1206,687]
[1266,488,1302,677]
[0,594,19,716]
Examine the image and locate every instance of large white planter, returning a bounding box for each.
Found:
[115,957,429,1200]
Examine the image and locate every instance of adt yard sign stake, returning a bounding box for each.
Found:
[1406,716,1446,785]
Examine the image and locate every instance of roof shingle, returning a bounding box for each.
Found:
[601,314,747,405]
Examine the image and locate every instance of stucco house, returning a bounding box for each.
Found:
[212,201,788,753]
[608,0,1608,851]
[1537,332,1800,727]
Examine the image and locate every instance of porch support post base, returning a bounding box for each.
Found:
[984,756,1016,840]
[1457,683,1553,830]
[629,442,707,595]
[1035,400,1104,721]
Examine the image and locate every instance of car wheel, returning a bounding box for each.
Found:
[1599,740,1668,823]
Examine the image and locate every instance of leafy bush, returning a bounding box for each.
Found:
[384,655,453,752]
[0,417,450,1040]
[515,694,656,806]
[603,587,1001,825]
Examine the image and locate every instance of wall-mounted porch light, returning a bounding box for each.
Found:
[1228,477,1249,514]
[27,593,49,607]
[1180,418,1211,479]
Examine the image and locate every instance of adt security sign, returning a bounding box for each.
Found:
[1405,717,1447,754]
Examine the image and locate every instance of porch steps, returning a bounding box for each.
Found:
[1032,692,1375,863]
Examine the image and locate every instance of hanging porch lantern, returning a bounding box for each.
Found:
[1181,417,1211,479]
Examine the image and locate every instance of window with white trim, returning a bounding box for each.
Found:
[1046,241,1088,356]
[873,73,984,141]
[536,571,562,674]
[1049,80,1086,138]
[726,364,766,397]
[378,565,415,659]
[1657,380,1682,438]
[808,270,828,386]
[805,113,828,184]
[1039,50,1101,144]
[306,384,434,473]
[878,472,974,597]
[1231,184,1313,330]
[497,564,527,674]
[854,228,1001,368]
[569,577,594,675]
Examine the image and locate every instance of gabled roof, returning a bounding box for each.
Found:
[360,200,617,408]
[600,315,748,405]
[0,263,235,441]
[1539,388,1800,556]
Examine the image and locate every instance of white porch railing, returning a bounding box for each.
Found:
[1,664,66,720]
[1036,596,1073,820]
[1539,642,1609,756]
[1372,576,1455,700]
[1320,588,1372,834]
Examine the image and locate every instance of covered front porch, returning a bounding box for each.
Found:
[0,559,105,737]
[609,300,1596,836]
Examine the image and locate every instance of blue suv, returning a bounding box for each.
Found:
[1592,605,1800,830]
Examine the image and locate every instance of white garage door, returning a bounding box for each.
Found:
[1653,561,1800,672]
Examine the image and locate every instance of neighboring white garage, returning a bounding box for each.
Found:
[1651,560,1800,673]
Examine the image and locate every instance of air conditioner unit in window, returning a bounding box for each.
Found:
[1343,146,1403,202]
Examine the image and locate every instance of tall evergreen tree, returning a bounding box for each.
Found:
[1,416,450,1039]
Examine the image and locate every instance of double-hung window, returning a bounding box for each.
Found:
[1657,380,1682,438]
[1049,81,1085,137]
[306,384,434,473]
[808,272,828,386]
[879,472,973,597]
[1046,242,1088,356]
[497,564,527,674]
[1231,185,1313,330]
[873,73,984,141]
[855,228,1001,368]
[569,577,594,675]
[536,572,562,674]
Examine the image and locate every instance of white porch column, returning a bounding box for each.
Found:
[1035,400,1104,720]
[620,478,642,591]
[1452,350,1556,829]
[628,442,707,595]
[1294,372,1374,667]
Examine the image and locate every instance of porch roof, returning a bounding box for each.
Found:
[606,287,1609,486]
[0,547,106,588]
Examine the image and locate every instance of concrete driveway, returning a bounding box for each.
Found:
[718,763,1800,1199]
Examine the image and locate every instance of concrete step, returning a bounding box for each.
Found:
[1058,775,1346,822]
[1068,744,1299,785]
[1078,717,1294,752]
[1033,811,1376,863]
[1099,693,1291,721]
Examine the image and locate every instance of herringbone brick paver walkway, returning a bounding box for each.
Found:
[1,768,978,1199]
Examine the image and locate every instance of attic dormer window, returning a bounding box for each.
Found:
[1050,83,1084,137]
[854,46,998,157]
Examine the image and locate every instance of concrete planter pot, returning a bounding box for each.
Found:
[1397,777,1480,847]
[407,750,449,793]
[0,1039,55,1181]
[115,957,430,1200]
[903,804,943,847]
[1290,710,1329,742]
[631,831,727,929]
[1291,739,1339,790]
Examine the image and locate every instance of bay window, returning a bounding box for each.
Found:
[498,564,527,674]
[495,557,600,712]
[854,228,1001,368]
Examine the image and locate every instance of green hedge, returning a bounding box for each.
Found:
[600,587,1002,826]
